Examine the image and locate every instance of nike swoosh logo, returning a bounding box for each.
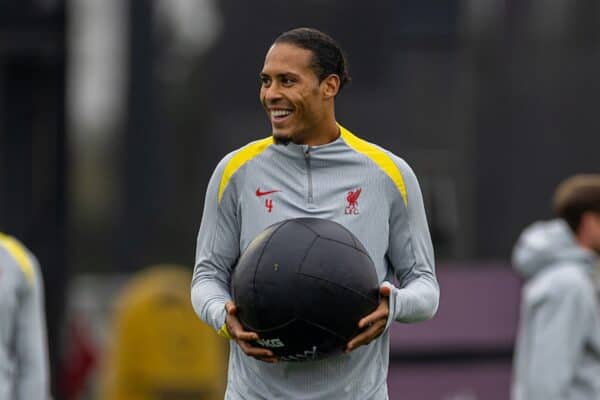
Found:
[256,188,281,197]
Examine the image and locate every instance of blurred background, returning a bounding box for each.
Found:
[1,0,599,399]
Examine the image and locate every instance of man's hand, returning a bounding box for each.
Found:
[225,301,278,363]
[345,285,391,353]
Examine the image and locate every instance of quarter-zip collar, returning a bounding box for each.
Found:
[269,135,347,163]
[268,136,346,208]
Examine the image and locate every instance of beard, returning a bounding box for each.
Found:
[273,136,291,146]
[272,131,292,146]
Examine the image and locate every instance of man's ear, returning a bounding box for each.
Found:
[321,74,341,99]
[581,211,600,230]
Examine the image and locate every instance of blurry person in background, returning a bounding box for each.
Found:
[100,265,227,400]
[511,174,600,400]
[0,232,51,400]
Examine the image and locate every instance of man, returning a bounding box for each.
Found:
[191,27,439,399]
[0,232,51,400]
[511,174,600,400]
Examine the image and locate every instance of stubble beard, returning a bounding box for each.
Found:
[272,130,292,146]
[273,136,291,146]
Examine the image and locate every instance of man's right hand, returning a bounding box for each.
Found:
[225,301,278,363]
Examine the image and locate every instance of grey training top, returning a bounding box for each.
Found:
[0,233,50,400]
[511,219,600,400]
[191,124,439,399]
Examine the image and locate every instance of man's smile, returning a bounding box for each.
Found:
[269,109,293,123]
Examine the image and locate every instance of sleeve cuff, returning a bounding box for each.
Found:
[217,323,232,340]
[382,281,398,331]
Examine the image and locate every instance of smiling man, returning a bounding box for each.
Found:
[259,38,342,146]
[191,28,439,399]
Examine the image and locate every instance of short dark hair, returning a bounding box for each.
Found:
[274,27,351,92]
[553,174,600,232]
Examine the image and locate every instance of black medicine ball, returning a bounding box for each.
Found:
[231,217,380,362]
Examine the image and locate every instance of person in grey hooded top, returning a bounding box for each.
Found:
[511,174,600,400]
[191,28,439,399]
[0,232,51,400]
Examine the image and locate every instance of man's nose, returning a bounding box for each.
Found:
[263,83,283,103]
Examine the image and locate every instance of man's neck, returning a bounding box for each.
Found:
[301,119,340,147]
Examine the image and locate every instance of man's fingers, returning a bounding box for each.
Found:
[346,334,378,352]
[238,340,274,357]
[358,302,388,329]
[235,330,259,342]
[225,301,237,315]
[358,311,386,329]
[224,301,276,362]
[345,319,386,352]
[227,322,258,342]
[225,304,254,339]
[237,340,276,362]
[380,285,391,297]
[233,332,278,362]
[357,286,391,329]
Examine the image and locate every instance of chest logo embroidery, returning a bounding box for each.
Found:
[345,188,362,215]
[256,188,281,197]
[256,188,281,213]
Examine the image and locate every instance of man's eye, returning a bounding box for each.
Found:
[282,78,294,85]
[260,77,271,85]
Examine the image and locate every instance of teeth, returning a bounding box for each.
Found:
[271,110,292,118]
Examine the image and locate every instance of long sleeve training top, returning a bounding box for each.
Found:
[191,124,439,399]
[0,233,50,400]
[511,219,600,400]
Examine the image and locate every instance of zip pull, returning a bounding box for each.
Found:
[303,146,314,205]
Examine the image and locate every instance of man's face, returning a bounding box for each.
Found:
[260,43,328,145]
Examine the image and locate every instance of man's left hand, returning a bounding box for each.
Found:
[345,285,391,353]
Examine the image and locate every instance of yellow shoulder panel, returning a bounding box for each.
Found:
[218,137,274,203]
[0,232,35,285]
[339,124,408,207]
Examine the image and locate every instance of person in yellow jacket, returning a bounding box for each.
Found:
[100,264,227,400]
